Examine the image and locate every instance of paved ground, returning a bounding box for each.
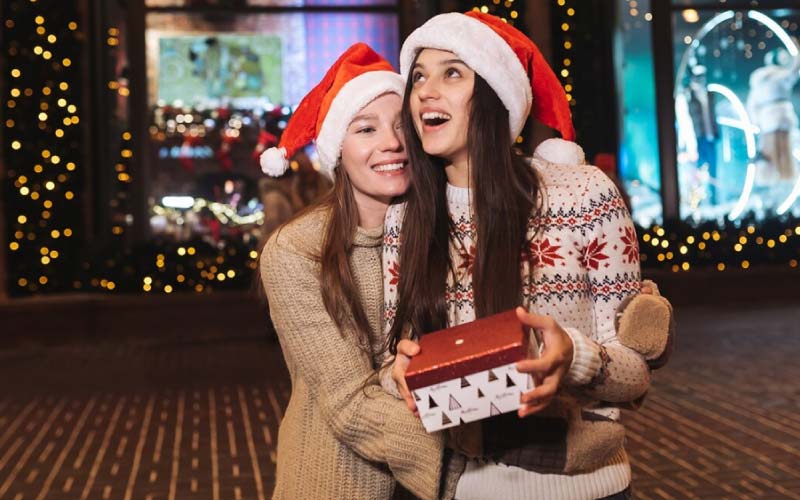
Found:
[0,301,798,499]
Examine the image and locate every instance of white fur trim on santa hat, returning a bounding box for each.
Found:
[533,138,586,165]
[260,146,289,177]
[315,70,405,180]
[399,12,532,139]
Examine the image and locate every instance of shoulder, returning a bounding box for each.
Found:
[262,207,329,264]
[531,158,618,208]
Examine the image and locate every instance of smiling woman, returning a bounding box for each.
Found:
[257,43,446,500]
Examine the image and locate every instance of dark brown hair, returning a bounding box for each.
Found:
[257,166,374,352]
[318,167,375,351]
[387,53,542,354]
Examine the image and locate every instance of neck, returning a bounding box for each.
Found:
[444,155,470,188]
[354,192,389,228]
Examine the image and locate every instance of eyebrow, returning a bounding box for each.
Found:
[350,113,378,123]
[413,58,468,70]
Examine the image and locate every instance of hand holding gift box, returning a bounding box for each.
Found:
[392,308,576,433]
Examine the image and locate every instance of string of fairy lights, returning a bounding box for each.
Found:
[3,1,799,298]
[4,0,83,294]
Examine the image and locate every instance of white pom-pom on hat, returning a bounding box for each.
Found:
[533,138,586,166]
[260,146,289,177]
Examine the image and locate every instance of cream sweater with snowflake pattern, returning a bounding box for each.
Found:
[383,159,650,500]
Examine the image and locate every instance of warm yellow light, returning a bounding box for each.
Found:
[679,246,688,254]
[45,181,55,190]
[144,276,153,285]
[31,192,40,200]
[42,87,51,95]
[741,260,750,269]
[779,234,788,243]
[41,256,51,265]
[645,13,653,21]
[41,149,51,158]
[35,15,44,24]
[39,276,48,285]
[681,262,690,271]
[36,27,45,35]
[510,11,518,19]
[47,34,56,43]
[6,119,15,127]
[480,6,489,13]
[62,58,71,67]
[682,9,700,23]
[51,229,60,238]
[143,284,152,292]
[60,82,69,90]
[187,247,196,255]
[746,225,755,234]
[121,149,133,158]
[65,191,74,200]
[34,46,43,55]
[177,274,185,283]
[686,235,695,244]
[17,215,27,224]
[68,22,78,31]
[66,162,76,171]
[55,129,64,138]
[20,187,30,196]
[67,104,77,113]
[118,87,130,97]
[165,285,173,293]
[567,8,575,16]
[227,270,236,278]
[17,278,27,286]
[122,131,132,140]
[9,242,20,251]
[107,281,116,290]
[64,228,72,236]
[561,23,570,32]
[734,243,742,252]
[717,263,725,271]
[11,140,21,150]
[63,117,72,126]
[43,200,52,208]
[38,112,48,121]
[71,116,79,124]
[564,41,572,50]
[738,236,747,245]
[50,250,58,258]
[217,273,225,281]
[561,69,569,77]
[178,247,186,256]
[42,51,52,60]
[10,88,20,98]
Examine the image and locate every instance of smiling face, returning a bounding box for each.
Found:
[408,49,475,169]
[339,92,409,211]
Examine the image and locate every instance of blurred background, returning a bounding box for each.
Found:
[1,0,799,499]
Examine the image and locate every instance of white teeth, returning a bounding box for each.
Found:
[421,112,451,121]
[372,162,405,172]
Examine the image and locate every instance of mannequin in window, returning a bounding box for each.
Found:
[746,41,800,188]
[686,63,720,204]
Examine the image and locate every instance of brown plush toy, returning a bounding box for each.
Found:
[614,282,675,370]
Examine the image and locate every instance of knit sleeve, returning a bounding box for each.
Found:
[380,202,407,399]
[562,169,651,403]
[260,234,444,500]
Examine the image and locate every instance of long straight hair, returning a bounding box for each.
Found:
[259,166,375,352]
[387,55,542,353]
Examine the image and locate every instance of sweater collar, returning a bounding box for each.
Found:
[354,224,383,247]
[446,182,472,205]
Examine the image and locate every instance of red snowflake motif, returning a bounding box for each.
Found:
[387,261,400,285]
[620,227,640,264]
[581,238,610,270]
[457,245,476,276]
[528,238,565,268]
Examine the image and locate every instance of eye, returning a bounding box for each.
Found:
[445,67,462,78]
[411,71,426,84]
[356,126,376,134]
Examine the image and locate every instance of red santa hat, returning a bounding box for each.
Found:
[399,11,575,142]
[260,43,404,179]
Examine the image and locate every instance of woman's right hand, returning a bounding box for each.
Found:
[392,339,421,416]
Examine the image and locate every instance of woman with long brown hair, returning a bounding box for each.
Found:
[258,43,446,500]
[383,12,667,500]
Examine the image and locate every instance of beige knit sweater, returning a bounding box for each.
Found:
[260,208,445,500]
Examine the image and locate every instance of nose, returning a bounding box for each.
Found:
[415,76,440,101]
[379,125,403,152]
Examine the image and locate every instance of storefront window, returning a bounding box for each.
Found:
[615,0,661,226]
[143,8,398,243]
[672,4,800,222]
